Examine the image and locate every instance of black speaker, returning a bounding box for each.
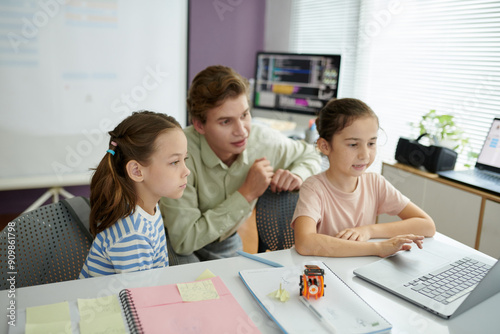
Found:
[395,136,457,173]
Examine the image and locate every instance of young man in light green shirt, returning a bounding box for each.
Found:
[160,65,321,262]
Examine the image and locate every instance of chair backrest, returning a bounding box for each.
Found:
[165,229,180,266]
[0,196,93,290]
[164,229,199,266]
[255,188,299,253]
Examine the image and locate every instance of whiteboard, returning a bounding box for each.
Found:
[0,0,188,190]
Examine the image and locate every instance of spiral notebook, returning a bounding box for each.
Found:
[239,261,391,334]
[119,276,260,334]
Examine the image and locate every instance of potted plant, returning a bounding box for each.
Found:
[412,110,477,167]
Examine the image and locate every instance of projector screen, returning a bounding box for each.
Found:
[0,0,188,190]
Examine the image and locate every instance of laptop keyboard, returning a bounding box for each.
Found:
[404,257,492,304]
[463,169,500,183]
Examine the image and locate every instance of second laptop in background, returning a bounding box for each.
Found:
[438,118,500,196]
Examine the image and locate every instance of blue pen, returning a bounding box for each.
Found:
[236,250,283,267]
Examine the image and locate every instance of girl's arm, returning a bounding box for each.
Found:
[294,215,424,258]
[336,202,436,241]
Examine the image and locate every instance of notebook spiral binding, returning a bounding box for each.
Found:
[119,289,144,334]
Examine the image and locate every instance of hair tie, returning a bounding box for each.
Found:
[107,140,117,156]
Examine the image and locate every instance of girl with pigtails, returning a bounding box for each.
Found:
[80,111,190,278]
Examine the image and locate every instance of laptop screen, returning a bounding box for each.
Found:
[476,118,500,170]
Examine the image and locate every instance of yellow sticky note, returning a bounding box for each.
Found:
[26,301,72,334]
[78,295,123,317]
[80,313,126,334]
[195,268,216,281]
[177,280,220,302]
[25,321,72,334]
[78,295,126,334]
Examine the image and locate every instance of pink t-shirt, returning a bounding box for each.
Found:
[291,172,410,236]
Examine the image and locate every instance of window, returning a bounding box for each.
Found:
[290,0,500,171]
[289,0,360,99]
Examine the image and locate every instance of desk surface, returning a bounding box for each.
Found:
[1,233,498,333]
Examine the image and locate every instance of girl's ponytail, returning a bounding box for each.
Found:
[89,111,180,237]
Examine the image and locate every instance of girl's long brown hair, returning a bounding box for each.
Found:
[89,111,181,237]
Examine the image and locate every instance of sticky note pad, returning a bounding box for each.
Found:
[78,295,126,334]
[80,313,126,334]
[177,279,220,302]
[26,301,72,334]
[195,268,216,281]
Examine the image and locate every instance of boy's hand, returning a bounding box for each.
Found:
[377,234,424,258]
[238,157,274,202]
[270,169,302,193]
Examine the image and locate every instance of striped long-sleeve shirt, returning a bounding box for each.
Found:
[79,204,168,278]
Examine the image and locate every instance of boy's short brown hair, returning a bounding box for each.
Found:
[187,65,250,123]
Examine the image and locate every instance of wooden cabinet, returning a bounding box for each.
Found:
[379,163,500,256]
[421,180,480,248]
[479,200,500,258]
[379,164,426,207]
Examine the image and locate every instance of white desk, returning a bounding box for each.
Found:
[1,233,498,333]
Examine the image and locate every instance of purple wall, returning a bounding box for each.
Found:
[188,0,266,83]
[0,1,266,216]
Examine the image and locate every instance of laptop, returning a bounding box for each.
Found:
[353,238,499,319]
[437,118,500,196]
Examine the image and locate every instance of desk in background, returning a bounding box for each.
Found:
[1,233,498,333]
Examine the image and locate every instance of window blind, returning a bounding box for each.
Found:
[290,0,500,171]
[289,0,361,98]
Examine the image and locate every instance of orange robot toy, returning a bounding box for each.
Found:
[299,265,326,299]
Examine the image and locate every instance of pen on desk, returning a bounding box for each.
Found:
[300,296,337,333]
[236,250,284,267]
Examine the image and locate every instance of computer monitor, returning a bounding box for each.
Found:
[251,52,341,125]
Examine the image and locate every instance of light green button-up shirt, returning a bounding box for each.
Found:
[160,123,321,255]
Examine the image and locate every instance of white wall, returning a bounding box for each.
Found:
[0,1,188,191]
[264,0,292,52]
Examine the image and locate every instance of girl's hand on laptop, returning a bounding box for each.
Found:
[377,234,424,258]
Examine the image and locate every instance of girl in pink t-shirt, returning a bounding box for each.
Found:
[292,98,436,257]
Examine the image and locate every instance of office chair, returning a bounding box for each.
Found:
[164,229,199,266]
[165,230,180,266]
[0,196,93,290]
[255,188,299,253]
